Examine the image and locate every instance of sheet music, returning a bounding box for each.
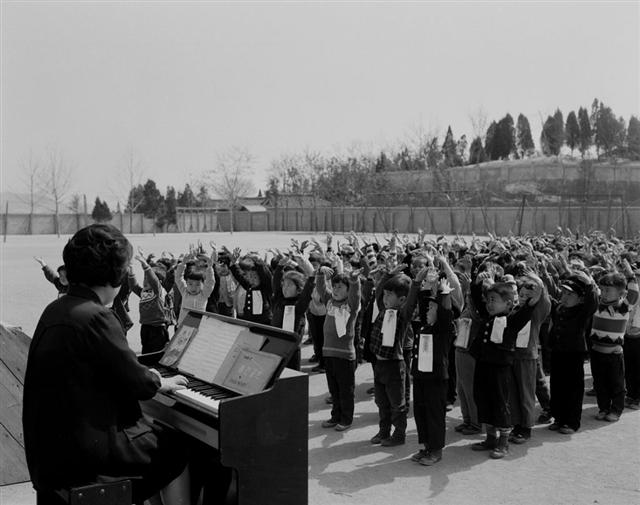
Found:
[213,329,265,384]
[160,325,195,367]
[178,315,244,381]
[221,348,281,395]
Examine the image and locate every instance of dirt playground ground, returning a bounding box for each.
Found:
[1,232,639,505]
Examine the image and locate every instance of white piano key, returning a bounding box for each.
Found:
[174,388,220,415]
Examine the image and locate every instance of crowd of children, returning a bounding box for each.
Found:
[36,227,640,466]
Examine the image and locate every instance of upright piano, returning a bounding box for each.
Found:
[140,310,308,505]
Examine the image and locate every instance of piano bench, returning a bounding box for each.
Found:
[38,479,136,505]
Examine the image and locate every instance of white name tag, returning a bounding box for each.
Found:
[454,318,471,348]
[490,316,507,344]
[251,290,263,315]
[381,309,398,347]
[333,305,348,337]
[515,321,532,348]
[418,333,433,372]
[282,305,295,332]
[632,307,640,328]
[371,302,380,323]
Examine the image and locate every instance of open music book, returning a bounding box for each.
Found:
[160,314,282,395]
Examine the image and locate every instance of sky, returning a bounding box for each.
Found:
[1,1,639,208]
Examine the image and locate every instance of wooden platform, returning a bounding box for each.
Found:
[0,323,31,485]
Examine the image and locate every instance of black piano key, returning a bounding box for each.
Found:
[190,384,213,392]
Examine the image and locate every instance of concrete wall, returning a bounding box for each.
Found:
[3,205,638,237]
[1,212,157,235]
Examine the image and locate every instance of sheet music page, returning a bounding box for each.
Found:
[221,348,281,395]
[159,325,196,367]
[177,316,244,381]
[213,329,265,384]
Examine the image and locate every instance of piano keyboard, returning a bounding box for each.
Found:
[155,366,237,416]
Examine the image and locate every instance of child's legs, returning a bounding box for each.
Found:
[308,314,326,367]
[412,378,429,446]
[324,358,342,422]
[140,325,170,366]
[447,342,457,404]
[403,349,412,407]
[624,337,640,400]
[535,356,551,412]
[473,361,492,425]
[491,364,513,429]
[564,352,585,430]
[422,378,448,451]
[591,350,619,412]
[374,360,407,436]
[608,353,626,415]
[550,352,569,424]
[512,358,537,429]
[334,359,356,425]
[286,348,301,371]
[374,362,393,434]
[456,349,479,427]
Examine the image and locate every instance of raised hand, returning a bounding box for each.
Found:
[439,278,453,294]
[34,256,46,267]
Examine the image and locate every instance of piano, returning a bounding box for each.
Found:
[140,310,308,505]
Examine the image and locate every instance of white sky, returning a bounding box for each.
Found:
[1,1,639,207]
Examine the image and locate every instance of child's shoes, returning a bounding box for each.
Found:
[595,410,608,420]
[419,449,442,466]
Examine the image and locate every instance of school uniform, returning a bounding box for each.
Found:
[231,264,272,325]
[470,303,534,428]
[411,299,455,451]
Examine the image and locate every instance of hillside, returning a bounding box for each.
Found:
[380,157,640,206]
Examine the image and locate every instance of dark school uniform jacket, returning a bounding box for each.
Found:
[230,263,273,325]
[469,301,535,366]
[270,265,315,336]
[22,285,161,491]
[411,295,456,380]
[549,281,598,354]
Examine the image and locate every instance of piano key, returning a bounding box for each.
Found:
[174,388,220,415]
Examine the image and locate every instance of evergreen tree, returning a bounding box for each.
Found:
[590,98,601,156]
[541,115,555,156]
[442,126,458,167]
[456,134,468,165]
[485,121,498,160]
[595,104,620,157]
[552,109,564,155]
[196,185,209,206]
[627,116,640,160]
[164,186,177,225]
[492,114,516,159]
[91,197,112,222]
[565,111,580,156]
[177,183,196,207]
[516,113,535,158]
[578,106,592,157]
[426,137,442,168]
[468,136,486,165]
[125,184,144,213]
[139,179,164,218]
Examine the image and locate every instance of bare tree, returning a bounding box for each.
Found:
[41,148,73,237]
[469,106,489,140]
[67,193,83,231]
[108,147,145,231]
[204,146,255,233]
[16,151,40,234]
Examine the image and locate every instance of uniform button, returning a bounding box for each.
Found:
[483,339,488,343]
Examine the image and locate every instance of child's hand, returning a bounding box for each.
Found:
[231,247,242,263]
[34,256,46,267]
[439,279,453,295]
[389,263,406,276]
[349,268,363,281]
[318,266,334,277]
[414,266,429,283]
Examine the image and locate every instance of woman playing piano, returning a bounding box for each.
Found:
[23,224,191,505]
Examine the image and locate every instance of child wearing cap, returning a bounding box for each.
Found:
[547,272,598,433]
[469,280,539,459]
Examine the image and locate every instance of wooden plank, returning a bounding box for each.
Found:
[0,323,31,383]
[0,362,24,446]
[0,423,30,485]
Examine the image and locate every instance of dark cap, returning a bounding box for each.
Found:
[560,275,588,297]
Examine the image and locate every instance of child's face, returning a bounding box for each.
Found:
[282,278,299,298]
[382,289,406,310]
[426,301,438,326]
[186,279,203,296]
[58,270,68,286]
[411,257,427,277]
[244,270,260,288]
[332,281,349,302]
[560,288,582,308]
[599,285,625,304]
[485,292,512,316]
[217,262,229,275]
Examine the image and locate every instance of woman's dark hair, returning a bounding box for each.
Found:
[63,224,132,287]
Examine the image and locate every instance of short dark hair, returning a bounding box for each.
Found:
[331,273,350,288]
[185,269,205,282]
[283,270,305,292]
[63,224,132,287]
[382,274,411,297]
[598,272,626,289]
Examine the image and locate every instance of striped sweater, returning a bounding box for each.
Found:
[591,279,639,352]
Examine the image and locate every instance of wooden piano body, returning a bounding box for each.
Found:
[140,311,308,505]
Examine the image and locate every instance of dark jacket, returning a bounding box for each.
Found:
[270,265,315,336]
[22,285,161,491]
[549,282,598,354]
[411,295,455,380]
[469,302,535,366]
